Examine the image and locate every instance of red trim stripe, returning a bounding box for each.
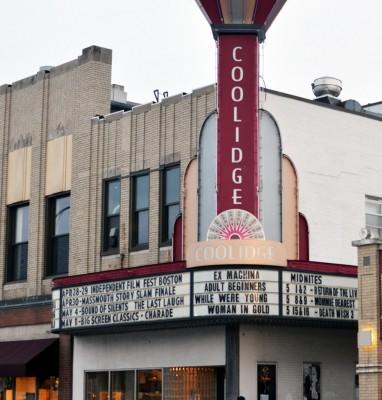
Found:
[53,261,187,288]
[287,260,357,277]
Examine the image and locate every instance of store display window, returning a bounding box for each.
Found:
[85,367,222,400]
[0,377,58,400]
[163,367,217,400]
[86,372,108,400]
[111,371,134,400]
[137,370,162,400]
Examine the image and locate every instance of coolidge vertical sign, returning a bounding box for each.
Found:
[217,34,259,216]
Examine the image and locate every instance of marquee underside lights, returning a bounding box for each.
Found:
[195,0,288,36]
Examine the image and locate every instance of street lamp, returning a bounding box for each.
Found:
[195,0,287,220]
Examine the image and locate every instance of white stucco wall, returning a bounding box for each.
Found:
[73,326,225,400]
[264,92,382,265]
[240,325,357,400]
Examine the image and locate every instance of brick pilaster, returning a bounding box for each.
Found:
[353,239,382,400]
[58,334,73,400]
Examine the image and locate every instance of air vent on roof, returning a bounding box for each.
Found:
[312,77,342,99]
[111,84,127,103]
[39,66,53,72]
[342,99,363,113]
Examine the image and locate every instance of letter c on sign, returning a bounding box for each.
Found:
[232,46,243,62]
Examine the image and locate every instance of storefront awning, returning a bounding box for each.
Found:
[0,338,58,376]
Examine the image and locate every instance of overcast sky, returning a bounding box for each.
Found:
[0,0,381,105]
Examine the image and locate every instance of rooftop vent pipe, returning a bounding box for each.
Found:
[39,66,53,72]
[312,76,342,98]
[111,84,127,103]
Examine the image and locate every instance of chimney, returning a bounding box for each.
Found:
[111,84,127,103]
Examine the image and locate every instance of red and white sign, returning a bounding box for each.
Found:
[217,34,259,216]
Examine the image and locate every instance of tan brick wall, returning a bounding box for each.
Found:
[0,85,11,299]
[0,46,216,301]
[0,46,112,301]
[87,86,216,271]
[356,242,382,400]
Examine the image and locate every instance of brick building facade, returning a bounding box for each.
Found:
[0,43,381,400]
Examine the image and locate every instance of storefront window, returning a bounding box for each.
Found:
[0,378,14,400]
[85,368,221,400]
[15,377,36,400]
[111,371,134,400]
[0,377,58,400]
[86,372,109,400]
[137,370,162,400]
[38,377,59,400]
[163,367,217,400]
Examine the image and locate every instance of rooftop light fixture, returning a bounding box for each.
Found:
[195,0,287,40]
[194,0,288,220]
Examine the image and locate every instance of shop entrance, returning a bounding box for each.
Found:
[85,367,225,400]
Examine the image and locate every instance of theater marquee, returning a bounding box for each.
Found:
[52,268,357,332]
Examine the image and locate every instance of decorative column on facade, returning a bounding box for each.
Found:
[353,238,382,400]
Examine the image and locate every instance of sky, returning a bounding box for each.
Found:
[0,0,381,106]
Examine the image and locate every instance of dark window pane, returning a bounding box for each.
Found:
[138,210,149,245]
[12,243,28,281]
[165,167,180,204]
[136,175,149,210]
[257,364,276,400]
[85,372,109,400]
[8,205,29,282]
[52,235,69,275]
[166,204,180,240]
[15,205,29,243]
[111,371,135,400]
[106,215,120,250]
[137,370,162,400]
[55,196,70,235]
[161,166,180,244]
[104,179,120,252]
[107,180,120,216]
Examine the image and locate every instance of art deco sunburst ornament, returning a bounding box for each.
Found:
[207,209,265,240]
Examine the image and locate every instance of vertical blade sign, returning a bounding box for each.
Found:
[217,34,259,217]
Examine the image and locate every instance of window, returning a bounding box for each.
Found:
[365,196,382,238]
[161,165,180,245]
[85,368,221,400]
[103,179,120,254]
[85,372,109,400]
[7,203,29,282]
[47,194,70,276]
[131,173,149,250]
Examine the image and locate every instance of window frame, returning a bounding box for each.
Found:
[160,163,180,246]
[6,202,29,283]
[46,192,70,277]
[130,171,150,251]
[365,195,382,238]
[102,177,121,256]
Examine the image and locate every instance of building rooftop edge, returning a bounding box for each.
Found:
[263,87,382,122]
[1,45,112,91]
